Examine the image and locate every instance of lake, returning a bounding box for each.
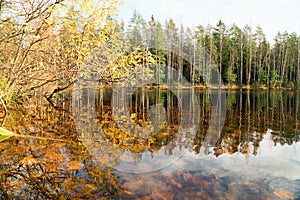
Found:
[0,88,300,199]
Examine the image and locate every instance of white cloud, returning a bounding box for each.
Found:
[117,0,300,41]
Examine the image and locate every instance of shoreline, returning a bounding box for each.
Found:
[95,84,300,90]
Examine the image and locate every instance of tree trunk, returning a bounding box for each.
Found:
[267,49,271,86]
[297,38,300,86]
[240,34,243,85]
[247,33,252,86]
[219,28,223,85]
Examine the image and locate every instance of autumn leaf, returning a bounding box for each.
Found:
[66,160,84,170]
[0,127,15,142]
[20,156,41,165]
[274,189,296,199]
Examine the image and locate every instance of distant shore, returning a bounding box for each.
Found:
[95,84,300,90]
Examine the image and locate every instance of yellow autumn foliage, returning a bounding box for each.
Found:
[0,0,123,107]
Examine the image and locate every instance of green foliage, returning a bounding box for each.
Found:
[270,70,281,87]
[271,69,280,81]
[127,10,146,48]
[225,67,237,84]
[259,68,268,85]
[283,80,295,89]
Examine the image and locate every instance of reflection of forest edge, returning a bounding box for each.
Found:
[72,88,300,157]
[0,89,299,198]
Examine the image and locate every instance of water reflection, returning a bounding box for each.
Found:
[92,88,300,158]
[0,89,299,199]
[0,100,121,199]
[220,89,300,156]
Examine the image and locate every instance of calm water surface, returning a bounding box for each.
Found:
[0,88,300,199]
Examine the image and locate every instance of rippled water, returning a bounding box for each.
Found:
[0,88,299,199]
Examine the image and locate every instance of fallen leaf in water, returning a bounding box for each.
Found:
[196,191,210,199]
[66,160,84,170]
[274,189,295,199]
[192,173,202,185]
[150,191,174,200]
[170,178,182,188]
[123,190,135,196]
[155,132,169,138]
[62,177,76,189]
[182,172,193,185]
[50,142,66,149]
[20,156,40,165]
[122,180,144,193]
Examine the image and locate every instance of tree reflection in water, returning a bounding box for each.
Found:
[0,89,299,199]
[0,98,120,199]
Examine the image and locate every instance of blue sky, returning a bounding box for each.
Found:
[116,0,300,42]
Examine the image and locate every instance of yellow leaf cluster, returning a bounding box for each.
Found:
[102,47,156,82]
[0,0,123,103]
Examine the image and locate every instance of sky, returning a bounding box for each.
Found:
[116,0,300,43]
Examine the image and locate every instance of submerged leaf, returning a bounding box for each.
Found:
[274,189,296,199]
[20,156,41,165]
[0,127,14,142]
[66,160,84,170]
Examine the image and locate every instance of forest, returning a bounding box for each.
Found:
[120,10,300,89]
[1,0,300,112]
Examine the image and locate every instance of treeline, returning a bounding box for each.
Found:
[118,10,300,88]
[1,1,300,112]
